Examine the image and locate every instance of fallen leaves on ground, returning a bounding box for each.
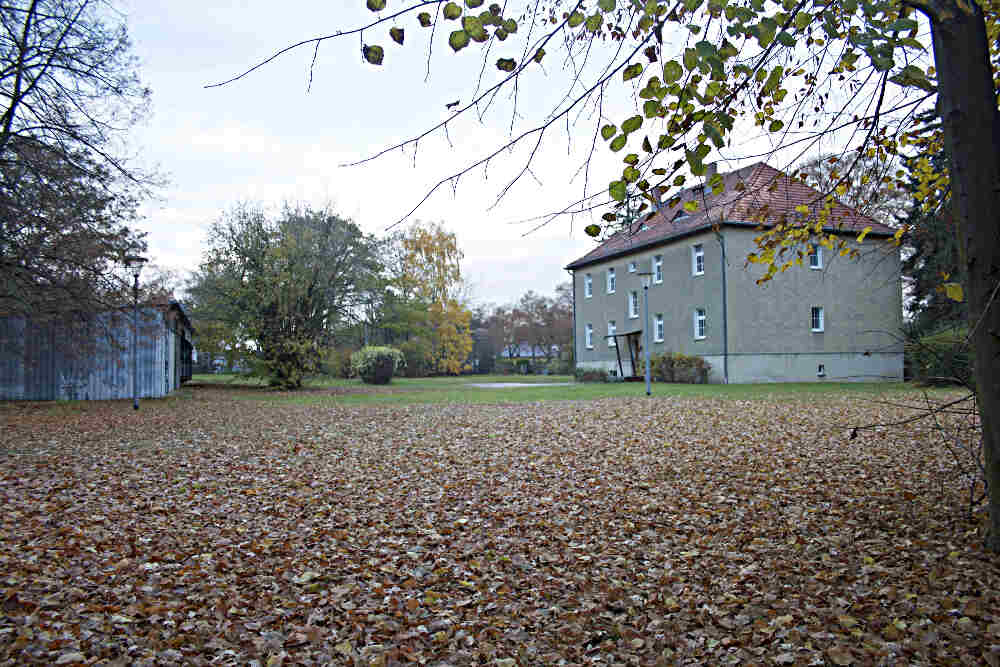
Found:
[1,386,998,665]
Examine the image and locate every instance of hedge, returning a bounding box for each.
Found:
[351,346,406,385]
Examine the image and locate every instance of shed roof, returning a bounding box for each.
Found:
[565,162,895,270]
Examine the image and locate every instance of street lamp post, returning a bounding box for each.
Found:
[123,255,147,410]
[637,269,653,396]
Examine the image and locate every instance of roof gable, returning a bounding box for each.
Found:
[565,162,895,270]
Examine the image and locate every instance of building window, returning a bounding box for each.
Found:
[628,291,639,318]
[653,255,663,284]
[607,268,616,293]
[694,308,706,339]
[584,273,592,298]
[692,244,705,276]
[585,323,593,349]
[654,313,664,342]
[811,306,824,332]
[607,320,616,346]
[809,244,823,269]
[628,261,637,273]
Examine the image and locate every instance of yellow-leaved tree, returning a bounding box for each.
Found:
[397,221,473,375]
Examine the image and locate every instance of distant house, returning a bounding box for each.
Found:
[0,300,194,401]
[565,162,904,383]
[499,342,560,359]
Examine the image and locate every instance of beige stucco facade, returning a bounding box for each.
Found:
[571,226,904,383]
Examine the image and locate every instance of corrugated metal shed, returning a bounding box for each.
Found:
[0,302,194,401]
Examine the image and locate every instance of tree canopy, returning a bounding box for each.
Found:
[1,0,154,319]
[188,204,381,388]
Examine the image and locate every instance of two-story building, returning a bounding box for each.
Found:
[565,162,904,383]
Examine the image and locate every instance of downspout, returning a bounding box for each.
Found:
[715,229,729,384]
[568,269,576,369]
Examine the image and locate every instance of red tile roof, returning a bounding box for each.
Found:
[565,162,895,270]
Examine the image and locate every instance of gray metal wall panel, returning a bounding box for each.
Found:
[0,308,182,401]
[0,317,27,399]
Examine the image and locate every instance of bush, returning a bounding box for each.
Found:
[574,367,608,383]
[351,346,405,384]
[398,339,434,378]
[322,347,355,379]
[494,358,516,375]
[545,359,574,375]
[252,339,321,389]
[652,352,709,384]
[905,327,972,386]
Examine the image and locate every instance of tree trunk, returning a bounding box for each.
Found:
[929,2,1000,550]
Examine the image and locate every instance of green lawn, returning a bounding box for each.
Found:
[189,372,918,405]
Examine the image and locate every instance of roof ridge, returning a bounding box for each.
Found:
[565,161,892,270]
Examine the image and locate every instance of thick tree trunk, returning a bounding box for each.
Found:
[929,2,1000,550]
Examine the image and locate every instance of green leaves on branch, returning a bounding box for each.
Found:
[418,12,432,27]
[708,172,725,194]
[533,48,546,63]
[390,28,404,45]
[601,124,617,140]
[598,0,616,11]
[584,224,602,237]
[683,48,698,71]
[462,16,488,41]
[622,115,643,134]
[755,17,778,48]
[465,0,484,7]
[610,135,627,151]
[623,63,644,82]
[363,44,384,65]
[449,30,470,51]
[568,11,585,27]
[890,64,935,92]
[663,60,683,83]
[444,2,463,19]
[366,0,386,10]
[609,180,627,202]
[496,58,517,72]
[685,143,711,175]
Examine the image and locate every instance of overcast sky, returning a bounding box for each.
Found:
[121,3,924,306]
[123,1,623,306]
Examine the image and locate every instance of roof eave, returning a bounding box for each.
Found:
[564,220,894,271]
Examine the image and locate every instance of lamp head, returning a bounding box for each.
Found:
[123,255,148,279]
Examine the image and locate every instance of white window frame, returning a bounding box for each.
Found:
[653,255,663,284]
[628,261,637,273]
[809,244,823,270]
[694,308,707,340]
[607,320,617,347]
[628,290,639,319]
[692,244,705,276]
[607,267,616,294]
[654,313,664,342]
[584,273,593,298]
[585,323,593,349]
[811,306,825,332]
